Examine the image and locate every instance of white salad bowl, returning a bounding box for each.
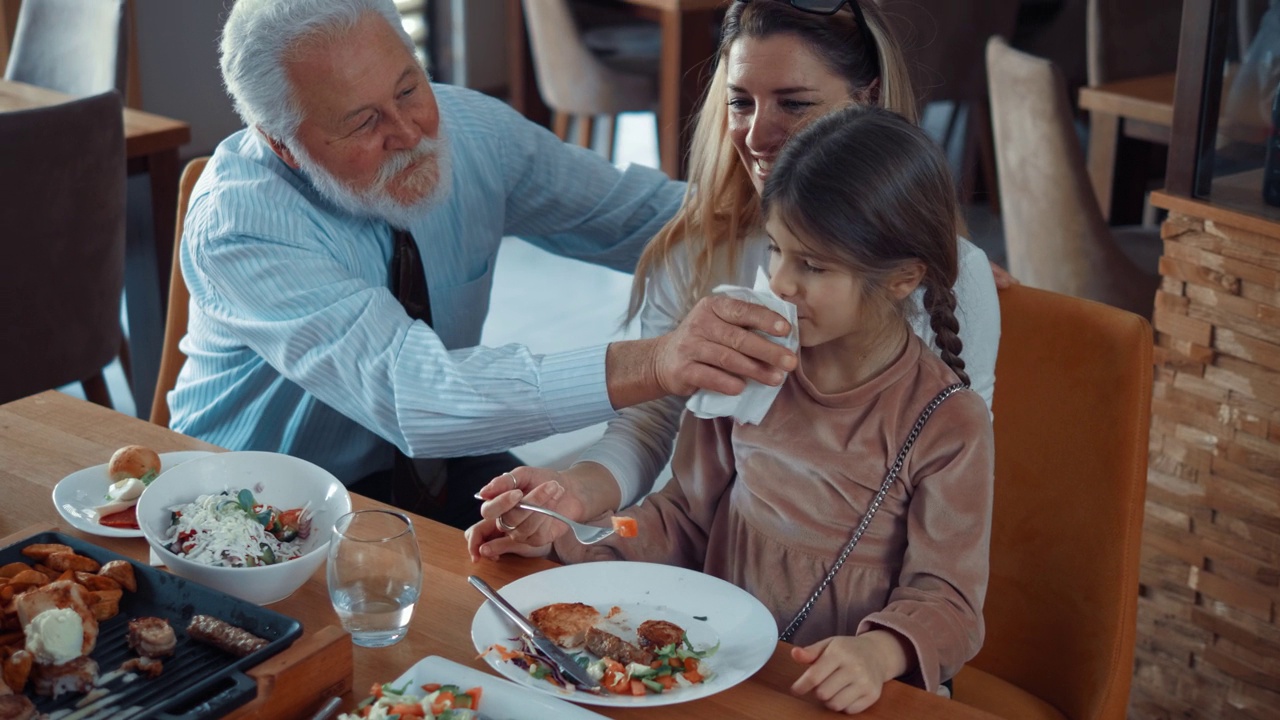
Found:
[136,451,352,605]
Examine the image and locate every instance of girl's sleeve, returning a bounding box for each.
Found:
[554,412,736,569]
[856,391,995,692]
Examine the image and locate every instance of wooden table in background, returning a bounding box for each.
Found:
[0,79,191,418]
[507,0,723,179]
[1079,72,1175,224]
[0,390,1003,719]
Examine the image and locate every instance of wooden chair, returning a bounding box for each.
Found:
[0,91,126,407]
[520,0,658,160]
[953,285,1152,720]
[986,36,1160,317]
[149,156,209,427]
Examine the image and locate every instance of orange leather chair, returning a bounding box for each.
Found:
[953,285,1152,720]
[149,156,209,427]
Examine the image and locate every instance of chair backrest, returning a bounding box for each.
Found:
[986,36,1155,313]
[1086,0,1182,87]
[149,156,209,428]
[4,0,128,97]
[971,284,1151,720]
[520,0,646,115]
[0,91,126,404]
[878,0,1020,111]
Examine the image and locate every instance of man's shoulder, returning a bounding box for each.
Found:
[187,131,339,244]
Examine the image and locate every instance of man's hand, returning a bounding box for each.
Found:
[606,296,797,408]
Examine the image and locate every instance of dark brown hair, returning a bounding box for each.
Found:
[761,104,968,386]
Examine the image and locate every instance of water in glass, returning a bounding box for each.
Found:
[327,510,422,648]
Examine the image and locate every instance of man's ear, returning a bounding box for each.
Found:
[259,128,301,169]
[887,260,925,300]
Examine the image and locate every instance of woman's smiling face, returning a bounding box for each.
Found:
[725,33,857,195]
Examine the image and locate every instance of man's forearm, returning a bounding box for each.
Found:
[604,337,665,409]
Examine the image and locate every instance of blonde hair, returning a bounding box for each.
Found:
[627,0,918,321]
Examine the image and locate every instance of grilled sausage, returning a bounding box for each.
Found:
[186,615,267,657]
[585,627,652,666]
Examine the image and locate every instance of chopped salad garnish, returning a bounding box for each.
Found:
[338,680,483,719]
[163,489,311,568]
[481,634,718,696]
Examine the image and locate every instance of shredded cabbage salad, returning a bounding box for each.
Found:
[163,489,311,567]
[339,680,481,719]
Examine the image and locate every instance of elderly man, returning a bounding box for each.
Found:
[169,0,795,528]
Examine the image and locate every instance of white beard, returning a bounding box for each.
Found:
[289,126,453,230]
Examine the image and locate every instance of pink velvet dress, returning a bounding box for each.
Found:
[555,335,995,691]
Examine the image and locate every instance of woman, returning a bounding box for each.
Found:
[472,0,1001,548]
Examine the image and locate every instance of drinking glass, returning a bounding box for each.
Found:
[327,509,422,647]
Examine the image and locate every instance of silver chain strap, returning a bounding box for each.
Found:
[779,383,966,643]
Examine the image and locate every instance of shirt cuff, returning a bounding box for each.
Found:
[540,345,617,433]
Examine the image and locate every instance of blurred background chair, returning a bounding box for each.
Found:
[0,91,126,407]
[879,0,1020,210]
[987,36,1160,317]
[150,156,208,428]
[3,0,128,96]
[521,0,659,161]
[953,284,1152,720]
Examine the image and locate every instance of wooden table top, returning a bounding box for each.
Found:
[1077,72,1175,126]
[0,78,191,158]
[0,391,1000,719]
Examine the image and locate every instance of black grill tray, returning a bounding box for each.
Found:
[1,531,304,719]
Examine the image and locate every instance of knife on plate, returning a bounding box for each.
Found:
[467,575,602,692]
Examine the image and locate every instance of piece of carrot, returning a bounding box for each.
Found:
[611,516,639,538]
[684,670,705,684]
[630,679,647,696]
[386,703,426,717]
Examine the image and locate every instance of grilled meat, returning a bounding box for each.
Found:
[121,656,164,679]
[585,627,653,666]
[30,656,98,698]
[14,581,98,659]
[529,602,599,649]
[187,615,267,657]
[127,617,176,658]
[0,694,35,720]
[637,620,685,651]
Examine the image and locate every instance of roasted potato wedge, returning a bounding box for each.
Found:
[46,552,100,574]
[19,545,71,563]
[0,564,30,580]
[1,649,30,694]
[88,588,122,604]
[89,598,119,622]
[98,560,136,593]
[74,573,120,593]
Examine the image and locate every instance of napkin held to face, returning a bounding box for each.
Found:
[685,268,799,425]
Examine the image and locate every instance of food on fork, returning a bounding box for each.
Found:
[610,516,638,538]
[528,602,599,649]
[127,617,176,658]
[186,615,268,657]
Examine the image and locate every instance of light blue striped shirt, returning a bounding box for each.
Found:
[169,84,684,484]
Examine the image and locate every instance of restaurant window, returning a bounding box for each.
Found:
[1168,0,1280,220]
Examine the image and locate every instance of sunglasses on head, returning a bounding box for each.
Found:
[735,0,877,60]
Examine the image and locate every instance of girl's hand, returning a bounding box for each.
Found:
[466,466,582,561]
[789,631,910,714]
[990,261,1019,290]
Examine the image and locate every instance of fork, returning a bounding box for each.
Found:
[474,492,617,545]
[515,501,617,544]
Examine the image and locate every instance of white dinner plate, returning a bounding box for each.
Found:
[385,655,607,720]
[470,561,777,708]
[52,451,215,538]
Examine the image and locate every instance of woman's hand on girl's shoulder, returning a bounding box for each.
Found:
[788,630,909,714]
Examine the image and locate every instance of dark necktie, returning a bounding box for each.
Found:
[389,228,447,511]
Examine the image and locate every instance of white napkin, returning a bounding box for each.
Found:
[685,268,799,425]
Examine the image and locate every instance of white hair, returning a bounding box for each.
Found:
[219,0,415,142]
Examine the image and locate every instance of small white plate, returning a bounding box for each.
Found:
[471,561,777,708]
[388,655,607,719]
[52,451,215,538]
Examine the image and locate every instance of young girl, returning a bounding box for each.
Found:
[466,105,994,715]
